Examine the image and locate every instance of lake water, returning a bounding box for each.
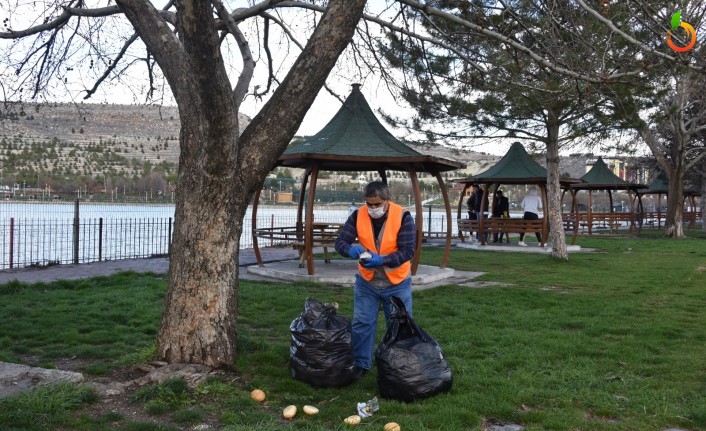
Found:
[0,202,458,269]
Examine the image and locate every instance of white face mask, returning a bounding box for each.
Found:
[368,206,386,219]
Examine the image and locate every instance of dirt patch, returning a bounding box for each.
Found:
[78,362,223,430]
[6,358,226,430]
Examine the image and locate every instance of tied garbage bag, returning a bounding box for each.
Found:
[375,296,453,402]
[289,297,356,387]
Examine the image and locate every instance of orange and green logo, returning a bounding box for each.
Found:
[666,10,697,52]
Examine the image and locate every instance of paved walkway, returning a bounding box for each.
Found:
[0,240,577,285]
[0,246,300,285]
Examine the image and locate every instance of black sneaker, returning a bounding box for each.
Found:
[353,365,368,380]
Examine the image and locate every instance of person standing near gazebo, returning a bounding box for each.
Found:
[468,184,488,242]
[334,181,416,380]
[518,188,543,246]
[492,189,510,243]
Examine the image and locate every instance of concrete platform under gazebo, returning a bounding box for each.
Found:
[246,259,455,288]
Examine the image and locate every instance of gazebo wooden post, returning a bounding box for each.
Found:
[608,190,614,213]
[305,163,320,275]
[296,169,310,242]
[627,190,636,233]
[457,182,471,242]
[569,189,579,245]
[587,190,594,234]
[409,170,423,275]
[657,193,664,228]
[378,170,388,184]
[479,184,489,245]
[434,171,452,269]
[608,190,615,232]
[560,187,566,235]
[636,193,645,235]
[539,184,548,247]
[683,195,689,229]
[251,187,264,266]
[686,195,696,229]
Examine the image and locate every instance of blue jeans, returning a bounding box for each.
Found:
[352,274,412,370]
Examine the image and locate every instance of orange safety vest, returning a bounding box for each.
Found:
[356,201,411,284]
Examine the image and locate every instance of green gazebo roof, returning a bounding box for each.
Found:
[572,157,646,190]
[277,84,463,173]
[646,177,669,192]
[454,142,582,186]
[455,142,552,185]
[474,142,546,180]
[637,176,701,197]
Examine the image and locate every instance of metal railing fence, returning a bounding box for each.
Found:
[1,200,459,270]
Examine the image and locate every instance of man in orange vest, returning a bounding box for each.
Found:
[335,181,416,380]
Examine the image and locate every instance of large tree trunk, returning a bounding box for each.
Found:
[546,109,568,260]
[116,0,367,368]
[158,114,246,366]
[664,173,685,238]
[663,134,687,238]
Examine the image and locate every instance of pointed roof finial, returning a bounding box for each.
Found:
[351,83,361,91]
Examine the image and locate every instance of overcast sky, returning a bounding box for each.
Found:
[1,0,647,158]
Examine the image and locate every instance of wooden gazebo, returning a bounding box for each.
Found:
[563,157,647,239]
[251,84,464,275]
[635,177,702,231]
[454,142,580,246]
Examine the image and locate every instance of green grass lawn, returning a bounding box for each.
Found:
[1,235,705,430]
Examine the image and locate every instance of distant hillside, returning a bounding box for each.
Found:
[1,102,183,165]
[0,102,590,191]
[0,102,251,193]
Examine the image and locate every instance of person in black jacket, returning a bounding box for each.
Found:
[491,189,510,243]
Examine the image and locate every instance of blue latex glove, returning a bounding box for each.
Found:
[348,245,366,259]
[361,253,384,269]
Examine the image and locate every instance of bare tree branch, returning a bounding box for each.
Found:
[252,17,274,99]
[0,1,77,38]
[261,11,344,104]
[84,33,139,99]
[275,1,488,73]
[211,0,254,107]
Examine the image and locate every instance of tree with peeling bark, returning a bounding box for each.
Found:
[2,0,366,368]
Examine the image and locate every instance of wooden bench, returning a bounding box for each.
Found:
[253,222,343,267]
[683,210,702,229]
[562,212,637,234]
[638,212,666,229]
[458,218,546,245]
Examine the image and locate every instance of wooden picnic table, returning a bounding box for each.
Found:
[252,221,344,268]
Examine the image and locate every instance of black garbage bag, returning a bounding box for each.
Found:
[375,296,453,402]
[289,297,356,387]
